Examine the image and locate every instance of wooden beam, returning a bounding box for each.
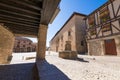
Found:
[0,9,40,20]
[14,33,37,37]
[13,30,37,36]
[5,0,42,11]
[0,13,40,24]
[4,25,38,36]
[4,23,38,31]
[0,19,38,28]
[0,16,39,26]
[0,1,40,16]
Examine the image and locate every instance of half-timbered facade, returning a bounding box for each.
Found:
[85,0,120,56]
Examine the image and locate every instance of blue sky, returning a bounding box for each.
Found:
[28,0,108,46]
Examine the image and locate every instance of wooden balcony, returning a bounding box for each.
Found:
[100,7,110,23]
[88,16,95,28]
[102,23,111,32]
[90,28,96,35]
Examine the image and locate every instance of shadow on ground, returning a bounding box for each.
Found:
[37,60,71,80]
[63,57,89,63]
[0,63,38,80]
[76,58,89,63]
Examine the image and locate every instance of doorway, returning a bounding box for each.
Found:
[104,39,117,55]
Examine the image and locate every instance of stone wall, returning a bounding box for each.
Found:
[88,40,102,56]
[50,14,76,52]
[75,15,87,54]
[0,25,14,63]
[50,13,87,54]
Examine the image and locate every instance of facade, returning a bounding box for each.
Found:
[50,12,87,54]
[85,0,120,56]
[13,37,37,53]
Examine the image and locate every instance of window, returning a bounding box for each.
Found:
[61,35,63,41]
[17,45,20,48]
[81,41,84,46]
[23,45,25,47]
[99,6,110,23]
[68,31,71,36]
[18,41,20,44]
[29,42,31,45]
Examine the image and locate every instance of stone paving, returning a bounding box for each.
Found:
[0,63,35,80]
[37,60,70,80]
[1,52,120,80]
[45,52,120,80]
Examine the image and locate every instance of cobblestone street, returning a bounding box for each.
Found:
[1,52,120,80]
[45,52,120,80]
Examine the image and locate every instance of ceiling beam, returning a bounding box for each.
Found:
[0,19,38,28]
[4,23,38,31]
[5,0,42,11]
[0,9,40,20]
[0,16,39,26]
[4,24,38,36]
[0,14,40,24]
[0,1,40,16]
[13,30,37,36]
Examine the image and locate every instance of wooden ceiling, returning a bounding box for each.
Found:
[0,0,60,37]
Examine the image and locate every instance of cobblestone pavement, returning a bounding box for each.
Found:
[2,52,120,80]
[45,52,120,80]
[37,60,70,80]
[0,63,35,80]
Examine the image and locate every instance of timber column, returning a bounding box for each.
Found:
[37,24,48,61]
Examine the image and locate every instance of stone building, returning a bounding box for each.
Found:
[50,12,87,54]
[13,37,37,53]
[85,0,120,56]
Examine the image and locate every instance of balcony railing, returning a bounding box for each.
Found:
[100,7,110,23]
[88,15,95,28]
[90,28,96,35]
[102,23,111,32]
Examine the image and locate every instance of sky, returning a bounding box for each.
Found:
[28,0,108,46]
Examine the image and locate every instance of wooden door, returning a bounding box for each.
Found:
[105,39,117,55]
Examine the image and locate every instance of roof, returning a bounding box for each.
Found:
[15,37,32,42]
[0,0,61,37]
[50,12,87,42]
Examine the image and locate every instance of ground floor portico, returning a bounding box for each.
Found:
[0,24,48,64]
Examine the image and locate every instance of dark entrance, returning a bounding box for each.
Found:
[104,39,117,55]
